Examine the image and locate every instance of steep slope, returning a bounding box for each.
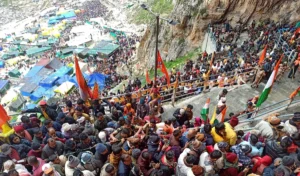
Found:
[137,0,300,70]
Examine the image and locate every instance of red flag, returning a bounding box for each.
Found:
[290,86,300,99]
[156,51,170,86]
[92,82,99,99]
[258,45,267,65]
[75,56,92,101]
[0,105,11,132]
[291,28,300,41]
[145,69,151,84]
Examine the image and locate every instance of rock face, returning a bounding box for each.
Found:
[137,0,300,69]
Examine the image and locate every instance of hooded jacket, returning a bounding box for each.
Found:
[265,140,288,159]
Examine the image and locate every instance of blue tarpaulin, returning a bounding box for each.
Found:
[0,80,9,91]
[25,66,44,77]
[30,87,48,101]
[20,83,38,96]
[44,87,56,99]
[0,61,5,68]
[87,73,107,90]
[70,73,90,87]
[56,75,71,85]
[39,76,59,88]
[50,66,73,77]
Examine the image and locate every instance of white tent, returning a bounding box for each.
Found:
[54,81,75,94]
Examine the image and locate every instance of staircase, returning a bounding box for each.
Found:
[162,72,300,122]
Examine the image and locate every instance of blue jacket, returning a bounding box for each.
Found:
[118,161,131,176]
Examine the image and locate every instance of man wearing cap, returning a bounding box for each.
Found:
[284,112,300,136]
[277,156,298,176]
[254,113,285,140]
[220,152,249,176]
[78,152,103,175]
[13,125,32,142]
[22,100,58,121]
[95,143,111,163]
[65,155,80,176]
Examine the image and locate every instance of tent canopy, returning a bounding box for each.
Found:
[88,40,119,56]
[54,81,75,94]
[87,73,107,90]
[0,80,9,92]
[26,46,51,56]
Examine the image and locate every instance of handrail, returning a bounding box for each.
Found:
[237,98,292,119]
[238,99,300,123]
[103,67,256,100]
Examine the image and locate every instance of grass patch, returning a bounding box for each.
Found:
[131,0,174,25]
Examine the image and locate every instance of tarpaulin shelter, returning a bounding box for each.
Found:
[25,66,44,77]
[30,86,48,101]
[87,73,107,90]
[50,66,73,77]
[54,81,75,94]
[8,94,26,112]
[36,58,50,66]
[0,80,9,95]
[0,61,4,68]
[88,40,119,57]
[8,69,21,78]
[70,73,90,87]
[26,46,51,57]
[56,75,71,85]
[20,83,38,96]
[39,76,59,88]
[46,58,63,70]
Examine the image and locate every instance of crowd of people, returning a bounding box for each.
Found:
[0,91,300,176]
[2,1,300,175]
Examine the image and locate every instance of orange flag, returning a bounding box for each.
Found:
[290,86,300,99]
[145,69,151,84]
[157,51,170,86]
[0,105,11,132]
[291,28,300,42]
[75,56,92,101]
[258,45,267,65]
[92,82,99,100]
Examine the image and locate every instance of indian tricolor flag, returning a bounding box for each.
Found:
[256,54,283,107]
[210,106,227,125]
[200,98,210,122]
[290,86,300,99]
[75,56,92,101]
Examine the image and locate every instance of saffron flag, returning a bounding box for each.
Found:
[75,56,92,101]
[291,28,300,42]
[290,86,300,99]
[157,51,170,86]
[256,54,283,107]
[92,82,99,100]
[145,69,151,84]
[0,105,12,133]
[200,98,210,122]
[258,45,267,65]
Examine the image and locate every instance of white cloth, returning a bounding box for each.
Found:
[65,161,76,176]
[284,120,298,136]
[199,152,214,174]
[82,170,95,176]
[254,121,274,140]
[177,148,192,176]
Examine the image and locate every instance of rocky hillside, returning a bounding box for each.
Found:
[137,0,300,70]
